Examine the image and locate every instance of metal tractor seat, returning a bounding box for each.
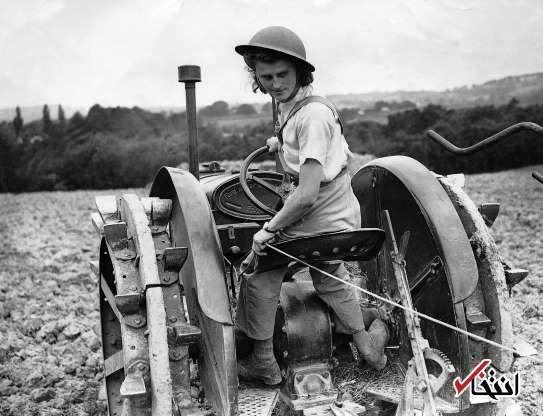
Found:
[251,228,385,273]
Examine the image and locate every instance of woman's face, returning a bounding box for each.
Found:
[255,59,298,103]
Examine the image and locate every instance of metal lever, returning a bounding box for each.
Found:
[426,122,543,155]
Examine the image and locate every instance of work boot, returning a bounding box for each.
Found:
[237,354,282,386]
[237,337,282,386]
[352,318,389,370]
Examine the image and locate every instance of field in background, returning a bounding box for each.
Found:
[0,163,541,415]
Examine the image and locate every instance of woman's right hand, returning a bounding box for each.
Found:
[266,136,279,153]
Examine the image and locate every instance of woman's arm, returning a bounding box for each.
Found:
[252,159,322,254]
[268,158,322,230]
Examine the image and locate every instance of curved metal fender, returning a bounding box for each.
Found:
[355,156,478,303]
[150,166,232,325]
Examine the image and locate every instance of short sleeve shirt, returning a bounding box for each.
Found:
[277,85,352,182]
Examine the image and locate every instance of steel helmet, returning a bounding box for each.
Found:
[235,26,315,72]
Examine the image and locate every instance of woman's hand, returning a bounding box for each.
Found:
[252,224,276,255]
[266,136,279,153]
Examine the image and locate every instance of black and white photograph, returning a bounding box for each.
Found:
[0,1,542,415]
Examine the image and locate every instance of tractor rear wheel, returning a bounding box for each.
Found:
[351,156,514,415]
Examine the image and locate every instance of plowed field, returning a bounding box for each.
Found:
[0,164,541,415]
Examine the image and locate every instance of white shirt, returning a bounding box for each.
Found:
[277,85,352,182]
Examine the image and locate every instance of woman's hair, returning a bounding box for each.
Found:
[244,50,313,93]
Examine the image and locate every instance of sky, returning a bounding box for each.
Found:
[1,0,543,109]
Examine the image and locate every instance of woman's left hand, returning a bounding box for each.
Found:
[252,226,276,256]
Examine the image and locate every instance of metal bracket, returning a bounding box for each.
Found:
[103,222,137,260]
[120,360,149,399]
[156,246,187,285]
[478,203,500,227]
[167,322,202,346]
[281,363,337,411]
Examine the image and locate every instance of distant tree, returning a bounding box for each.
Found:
[13,106,23,136]
[199,100,229,117]
[236,103,257,115]
[374,100,389,111]
[506,98,519,111]
[58,105,66,133]
[42,104,51,133]
[69,111,85,127]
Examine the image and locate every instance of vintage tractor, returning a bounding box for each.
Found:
[90,65,533,416]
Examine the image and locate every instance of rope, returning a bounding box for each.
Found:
[264,243,543,363]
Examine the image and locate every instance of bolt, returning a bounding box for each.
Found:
[169,316,177,323]
[417,380,428,392]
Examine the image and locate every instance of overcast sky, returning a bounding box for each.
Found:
[1,0,543,109]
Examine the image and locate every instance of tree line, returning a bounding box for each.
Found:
[0,99,541,193]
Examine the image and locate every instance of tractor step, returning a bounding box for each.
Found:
[238,385,279,416]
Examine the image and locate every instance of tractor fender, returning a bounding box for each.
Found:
[354,156,478,303]
[150,166,232,325]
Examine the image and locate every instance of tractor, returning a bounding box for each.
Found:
[89,65,534,416]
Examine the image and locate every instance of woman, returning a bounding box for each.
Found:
[234,26,388,385]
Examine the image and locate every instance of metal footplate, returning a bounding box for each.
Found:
[363,360,459,414]
[238,386,279,416]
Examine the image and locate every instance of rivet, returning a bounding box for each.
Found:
[312,251,320,257]
[281,325,287,333]
[138,363,145,371]
[169,316,177,323]
[299,254,306,259]
[322,371,330,378]
[130,286,137,291]
[350,245,358,252]
[163,275,170,282]
[144,330,150,336]
[134,318,141,325]
[283,351,289,358]
[332,247,340,254]
[296,375,304,382]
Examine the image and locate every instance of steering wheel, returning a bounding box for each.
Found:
[239,146,290,215]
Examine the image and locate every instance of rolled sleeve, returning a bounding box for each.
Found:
[296,103,335,167]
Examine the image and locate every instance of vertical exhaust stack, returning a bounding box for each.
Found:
[178,65,201,180]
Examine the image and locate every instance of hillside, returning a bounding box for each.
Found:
[328,72,543,109]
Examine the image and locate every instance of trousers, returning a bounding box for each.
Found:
[236,261,365,340]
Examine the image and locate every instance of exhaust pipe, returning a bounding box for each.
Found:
[178,65,201,180]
